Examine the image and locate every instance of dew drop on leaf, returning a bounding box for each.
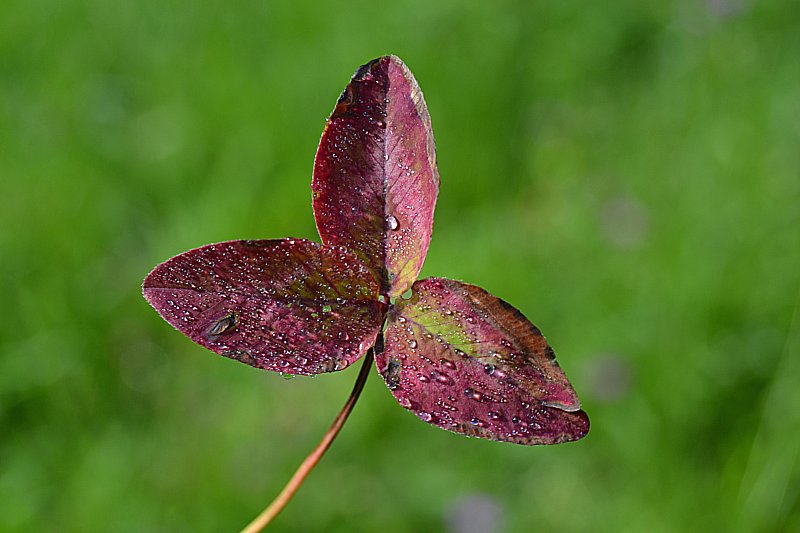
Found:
[464,387,484,401]
[433,371,453,386]
[208,312,236,336]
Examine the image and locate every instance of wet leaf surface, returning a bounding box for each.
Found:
[376,278,589,445]
[312,55,439,298]
[143,239,384,375]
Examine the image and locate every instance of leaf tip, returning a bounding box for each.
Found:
[565,409,591,442]
[352,56,382,81]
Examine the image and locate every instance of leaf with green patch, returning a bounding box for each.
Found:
[143,239,384,375]
[312,55,439,298]
[376,277,589,445]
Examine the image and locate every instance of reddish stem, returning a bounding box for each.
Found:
[240,348,375,532]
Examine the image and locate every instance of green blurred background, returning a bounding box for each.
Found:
[2,1,799,531]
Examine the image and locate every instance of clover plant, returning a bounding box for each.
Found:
[143,55,589,531]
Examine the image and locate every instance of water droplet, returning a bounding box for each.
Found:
[433,372,453,385]
[337,331,350,341]
[521,401,531,409]
[488,411,501,420]
[466,317,475,323]
[322,304,332,313]
[397,316,407,323]
[483,364,495,375]
[408,339,417,349]
[441,402,458,412]
[470,417,485,427]
[418,374,429,383]
[386,215,399,230]
[419,411,433,422]
[281,373,295,380]
[464,388,484,401]
[441,359,456,370]
[208,313,236,336]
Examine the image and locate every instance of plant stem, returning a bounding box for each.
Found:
[240,348,375,533]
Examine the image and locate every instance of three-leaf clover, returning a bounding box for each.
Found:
[143,55,588,525]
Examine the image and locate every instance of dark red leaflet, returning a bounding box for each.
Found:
[142,239,384,375]
[376,278,589,445]
[312,55,439,298]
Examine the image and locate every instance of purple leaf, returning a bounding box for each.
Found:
[143,239,384,375]
[312,55,439,298]
[375,278,589,445]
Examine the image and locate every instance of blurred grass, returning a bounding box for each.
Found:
[1,0,799,531]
